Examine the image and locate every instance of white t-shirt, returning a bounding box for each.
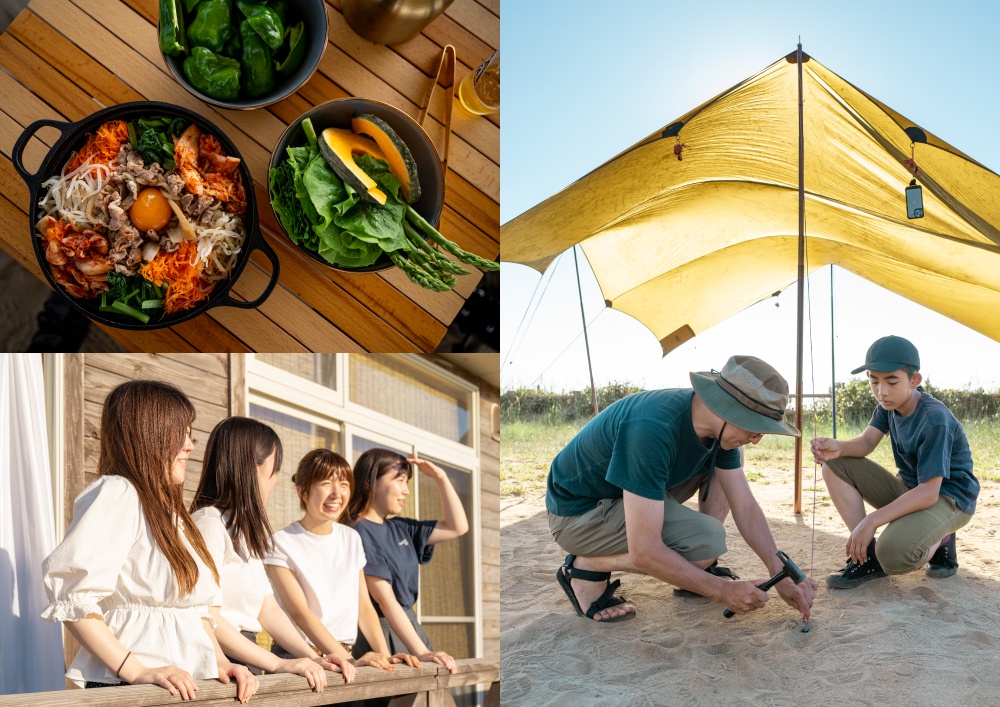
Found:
[42,476,222,687]
[191,506,273,634]
[264,521,366,646]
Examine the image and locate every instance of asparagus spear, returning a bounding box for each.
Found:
[405,205,499,272]
[403,220,469,276]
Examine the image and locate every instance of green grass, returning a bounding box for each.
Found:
[501,415,1000,497]
[500,417,588,496]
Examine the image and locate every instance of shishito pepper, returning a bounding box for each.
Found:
[158,0,188,57]
[235,0,284,50]
[274,21,306,78]
[187,0,234,53]
[238,19,275,98]
[183,46,241,100]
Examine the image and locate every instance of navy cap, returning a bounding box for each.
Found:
[851,335,920,375]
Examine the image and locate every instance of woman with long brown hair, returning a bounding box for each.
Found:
[190,417,356,691]
[41,381,258,702]
[264,449,421,673]
[344,448,469,674]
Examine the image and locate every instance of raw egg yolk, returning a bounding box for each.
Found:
[129,188,172,231]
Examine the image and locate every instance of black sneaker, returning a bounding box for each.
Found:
[827,553,887,589]
[926,534,958,578]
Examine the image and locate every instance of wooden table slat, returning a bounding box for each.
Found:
[444,0,499,50]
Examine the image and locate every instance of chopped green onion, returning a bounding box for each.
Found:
[141,299,165,310]
[110,300,150,324]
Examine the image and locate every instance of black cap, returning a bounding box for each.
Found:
[851,335,920,375]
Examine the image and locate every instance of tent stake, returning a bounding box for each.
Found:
[573,245,599,416]
[794,42,805,515]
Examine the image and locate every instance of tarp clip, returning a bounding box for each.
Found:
[673,137,687,161]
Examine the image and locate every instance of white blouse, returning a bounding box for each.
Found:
[41,475,223,687]
[191,506,272,634]
[264,521,366,646]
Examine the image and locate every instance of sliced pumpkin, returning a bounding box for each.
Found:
[351,113,421,204]
[318,128,388,205]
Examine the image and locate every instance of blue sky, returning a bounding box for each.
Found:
[500,1,1000,393]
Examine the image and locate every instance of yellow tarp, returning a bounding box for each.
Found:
[501,52,1000,354]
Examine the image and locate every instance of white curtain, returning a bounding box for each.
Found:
[0,354,64,694]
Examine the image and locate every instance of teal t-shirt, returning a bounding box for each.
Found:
[869,391,979,515]
[546,389,742,517]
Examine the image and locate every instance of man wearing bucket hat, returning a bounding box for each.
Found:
[548,355,817,622]
[811,335,979,588]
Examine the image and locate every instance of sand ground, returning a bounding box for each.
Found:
[500,466,1000,706]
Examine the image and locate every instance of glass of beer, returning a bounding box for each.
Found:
[458,50,499,115]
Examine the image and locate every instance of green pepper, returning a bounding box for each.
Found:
[158,0,187,57]
[273,21,305,78]
[269,0,288,24]
[187,0,234,53]
[235,0,284,50]
[220,29,242,59]
[183,46,241,101]
[239,19,275,98]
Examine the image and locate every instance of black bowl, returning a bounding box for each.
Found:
[12,101,280,331]
[269,98,445,273]
[159,0,328,110]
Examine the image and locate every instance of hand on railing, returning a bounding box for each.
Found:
[416,650,457,674]
[390,653,423,669]
[274,657,328,692]
[131,665,199,700]
[318,653,357,683]
[217,662,259,703]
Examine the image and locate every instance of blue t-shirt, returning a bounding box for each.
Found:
[354,517,437,612]
[869,392,979,515]
[546,389,742,517]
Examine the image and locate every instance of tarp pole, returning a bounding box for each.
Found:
[794,42,805,515]
[572,245,599,416]
[831,265,837,439]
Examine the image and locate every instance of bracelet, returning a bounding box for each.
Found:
[115,652,131,679]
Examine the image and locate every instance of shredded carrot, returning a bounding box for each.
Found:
[65,120,130,172]
[139,241,215,314]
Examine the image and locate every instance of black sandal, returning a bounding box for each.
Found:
[556,554,636,622]
[673,560,740,598]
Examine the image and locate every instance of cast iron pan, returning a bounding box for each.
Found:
[12,101,280,330]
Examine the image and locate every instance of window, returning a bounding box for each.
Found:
[349,355,472,446]
[256,354,337,390]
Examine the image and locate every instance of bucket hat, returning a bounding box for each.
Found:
[690,355,800,437]
[850,335,920,375]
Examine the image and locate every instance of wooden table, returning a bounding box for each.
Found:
[0,0,498,352]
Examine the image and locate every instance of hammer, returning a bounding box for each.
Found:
[722,550,806,618]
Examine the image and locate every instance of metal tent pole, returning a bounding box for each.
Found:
[831,265,837,439]
[794,42,805,515]
[573,245,599,416]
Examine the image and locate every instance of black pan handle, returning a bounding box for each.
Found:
[206,226,281,311]
[13,118,73,194]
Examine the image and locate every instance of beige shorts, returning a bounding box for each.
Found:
[826,456,972,573]
[548,472,726,560]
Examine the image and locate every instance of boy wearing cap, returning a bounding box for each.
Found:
[812,335,979,588]
[548,355,818,622]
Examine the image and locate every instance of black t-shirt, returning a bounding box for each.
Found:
[354,517,437,612]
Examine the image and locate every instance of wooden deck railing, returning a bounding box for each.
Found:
[0,659,499,707]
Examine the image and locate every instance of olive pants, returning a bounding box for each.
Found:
[825,457,972,574]
[548,472,727,560]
